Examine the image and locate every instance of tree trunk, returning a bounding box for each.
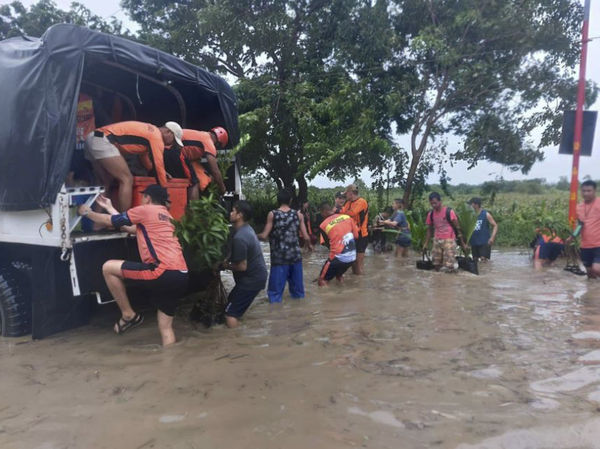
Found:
[296,175,308,207]
[403,151,421,208]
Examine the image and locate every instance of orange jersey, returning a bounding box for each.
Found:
[181,129,218,190]
[113,204,188,271]
[319,214,358,262]
[97,121,168,186]
[577,198,600,248]
[341,197,369,237]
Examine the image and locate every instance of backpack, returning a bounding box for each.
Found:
[428,207,461,241]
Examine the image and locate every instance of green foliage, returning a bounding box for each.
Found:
[1,0,127,39]
[454,202,478,244]
[406,209,428,252]
[174,194,230,271]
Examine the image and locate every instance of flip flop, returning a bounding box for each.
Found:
[114,313,144,335]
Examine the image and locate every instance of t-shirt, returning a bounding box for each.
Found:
[576,198,600,248]
[341,197,369,238]
[470,209,490,246]
[231,224,268,291]
[111,204,188,271]
[319,214,359,263]
[269,209,302,266]
[391,210,410,234]
[426,206,457,240]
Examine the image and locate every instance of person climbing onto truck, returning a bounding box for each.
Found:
[318,202,359,287]
[84,120,184,211]
[180,127,228,198]
[77,185,189,346]
[341,184,369,275]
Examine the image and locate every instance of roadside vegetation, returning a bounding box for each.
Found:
[244,176,579,248]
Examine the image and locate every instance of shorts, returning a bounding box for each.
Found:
[356,235,368,253]
[319,257,354,281]
[537,242,564,262]
[395,233,412,248]
[225,286,262,318]
[471,244,491,260]
[84,131,120,160]
[121,261,189,316]
[580,247,600,267]
[432,238,456,269]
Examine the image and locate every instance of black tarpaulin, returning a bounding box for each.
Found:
[0,24,239,211]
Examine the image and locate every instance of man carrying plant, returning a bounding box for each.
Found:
[224,201,268,327]
[468,197,498,262]
[341,184,369,274]
[382,198,412,258]
[567,180,600,278]
[423,192,467,272]
[77,185,188,346]
[258,190,312,303]
[318,202,359,286]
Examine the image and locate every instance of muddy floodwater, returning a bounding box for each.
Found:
[3,248,600,449]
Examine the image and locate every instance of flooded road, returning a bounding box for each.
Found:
[2,249,600,449]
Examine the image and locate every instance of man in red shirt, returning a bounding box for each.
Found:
[568,180,600,278]
[318,202,359,286]
[78,185,188,346]
[341,184,369,274]
[423,192,467,272]
[85,121,184,211]
[180,127,228,197]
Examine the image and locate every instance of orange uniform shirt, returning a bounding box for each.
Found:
[341,197,369,237]
[577,198,600,248]
[97,121,168,186]
[181,129,217,190]
[319,214,359,262]
[123,205,188,271]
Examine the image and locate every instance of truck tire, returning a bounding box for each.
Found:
[0,264,32,337]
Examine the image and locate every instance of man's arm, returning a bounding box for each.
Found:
[94,196,136,234]
[206,154,226,194]
[487,212,498,245]
[423,226,432,250]
[298,211,313,250]
[227,259,247,272]
[77,205,113,228]
[257,212,274,241]
[451,218,467,248]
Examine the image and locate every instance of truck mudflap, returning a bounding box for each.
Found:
[31,236,139,339]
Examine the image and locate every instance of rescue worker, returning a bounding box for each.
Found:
[77,185,188,346]
[533,227,564,270]
[318,202,359,286]
[84,121,184,211]
[181,127,228,197]
[341,184,369,274]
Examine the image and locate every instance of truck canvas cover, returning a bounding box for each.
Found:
[0,24,239,211]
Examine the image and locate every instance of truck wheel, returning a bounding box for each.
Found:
[0,264,32,337]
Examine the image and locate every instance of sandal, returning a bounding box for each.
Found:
[114,313,144,335]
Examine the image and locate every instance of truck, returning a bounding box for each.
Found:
[0,24,241,338]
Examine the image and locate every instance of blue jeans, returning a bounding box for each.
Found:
[267,262,305,303]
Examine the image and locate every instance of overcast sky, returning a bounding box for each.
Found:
[17,0,600,186]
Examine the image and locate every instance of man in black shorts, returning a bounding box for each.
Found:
[224,201,268,328]
[78,185,188,346]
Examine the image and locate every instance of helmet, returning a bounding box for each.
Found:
[211,126,229,148]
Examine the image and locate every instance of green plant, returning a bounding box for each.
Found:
[454,202,478,245]
[174,193,230,271]
[406,210,427,252]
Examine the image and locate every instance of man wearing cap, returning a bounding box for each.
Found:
[180,127,229,197]
[468,197,498,262]
[334,191,346,214]
[341,184,369,274]
[77,185,189,346]
[84,120,184,211]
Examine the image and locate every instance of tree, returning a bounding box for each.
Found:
[122,0,414,204]
[390,0,597,206]
[1,0,127,40]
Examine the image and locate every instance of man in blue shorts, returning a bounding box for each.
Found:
[224,201,268,327]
